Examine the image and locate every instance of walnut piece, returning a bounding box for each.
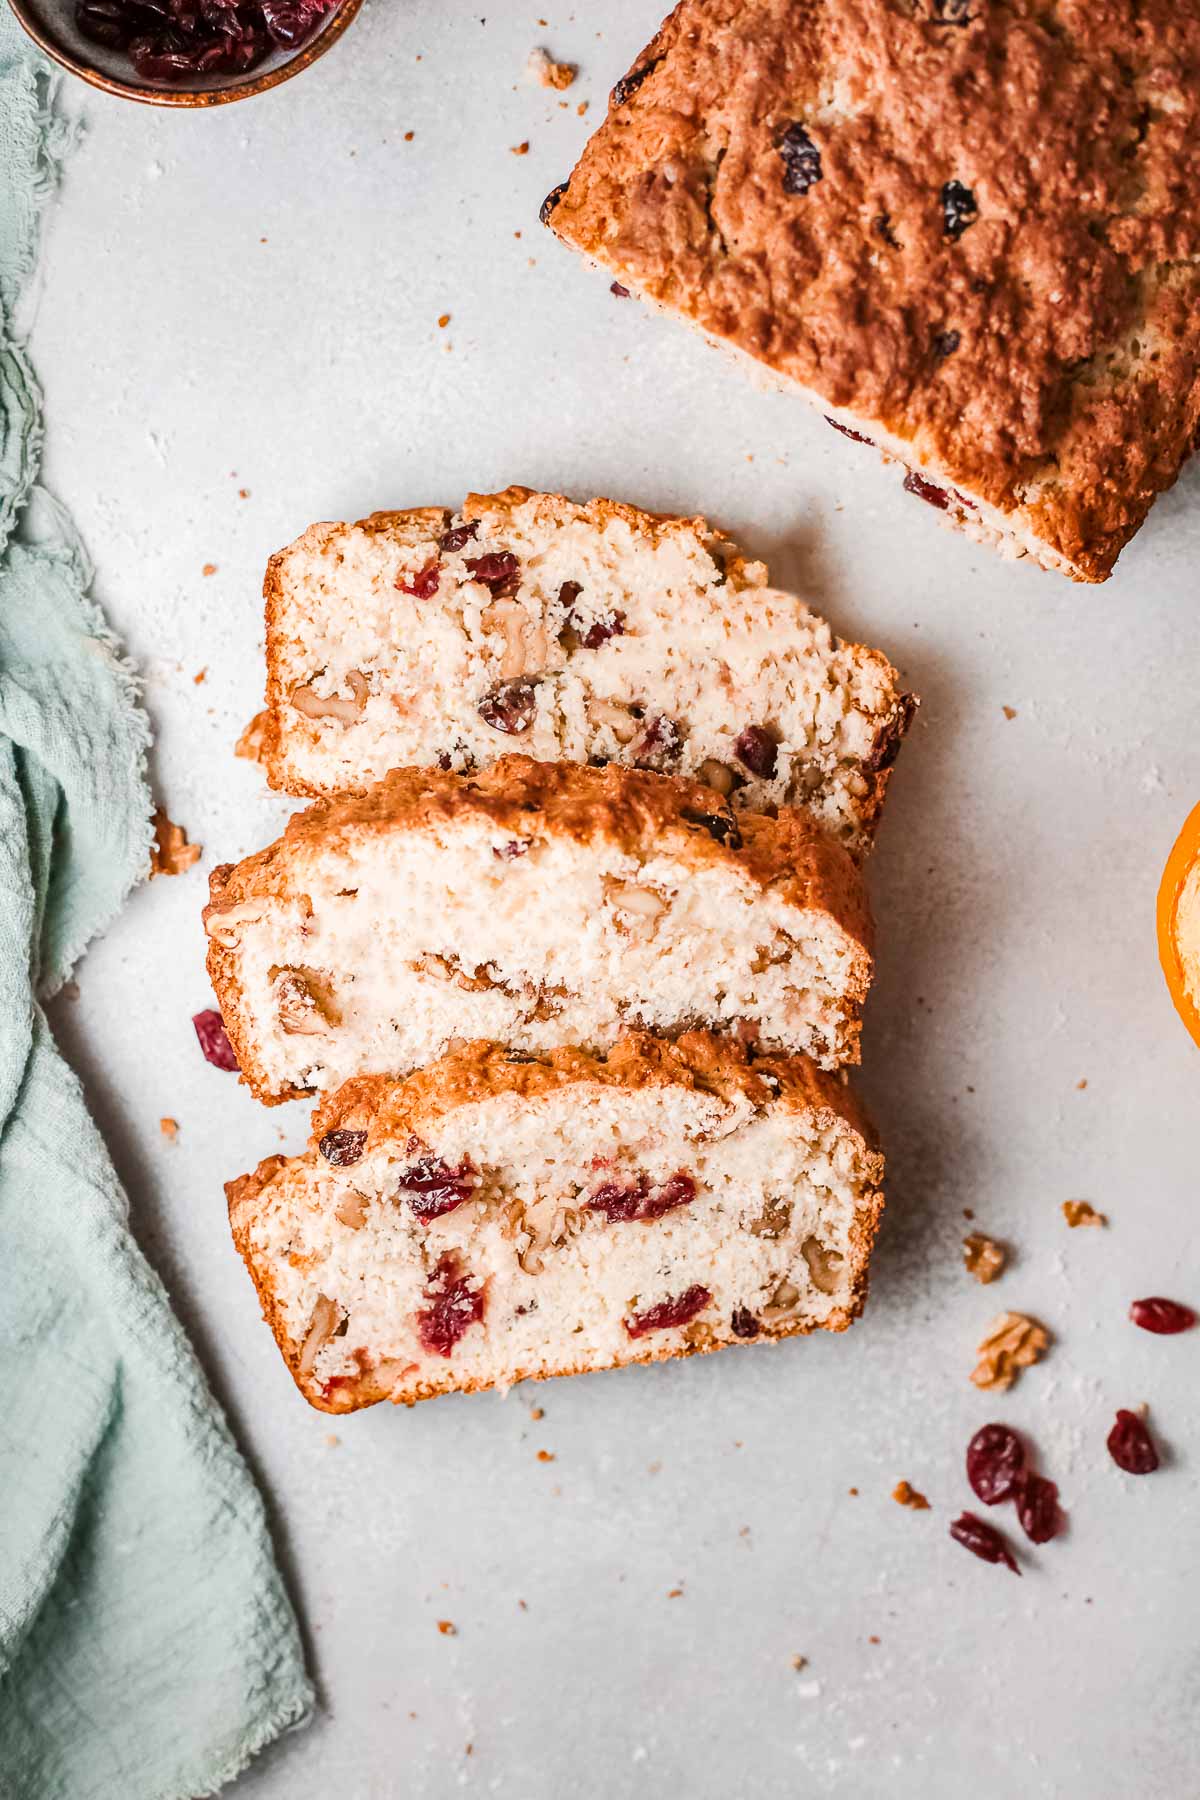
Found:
[527,45,576,88]
[149,807,201,878]
[696,758,737,797]
[749,1197,792,1239]
[289,669,369,724]
[963,1231,1007,1284]
[970,1311,1049,1391]
[1063,1199,1107,1228]
[298,1294,339,1375]
[892,1480,930,1510]
[271,966,339,1034]
[801,1234,844,1294]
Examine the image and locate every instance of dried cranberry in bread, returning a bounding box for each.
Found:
[543,0,1200,581]
[259,486,914,856]
[203,756,872,1103]
[227,1032,885,1412]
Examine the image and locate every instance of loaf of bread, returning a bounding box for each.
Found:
[203,756,872,1103]
[227,1032,885,1411]
[258,487,914,856]
[542,0,1200,582]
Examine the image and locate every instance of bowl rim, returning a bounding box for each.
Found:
[7,0,364,107]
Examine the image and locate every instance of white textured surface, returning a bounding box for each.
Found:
[30,3,1200,1795]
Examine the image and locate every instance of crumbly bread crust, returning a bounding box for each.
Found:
[205,755,873,1102]
[260,485,915,854]
[544,0,1200,581]
[227,1030,885,1413]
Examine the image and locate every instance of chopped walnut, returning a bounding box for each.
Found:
[801,1234,844,1295]
[892,1480,930,1510]
[962,1231,1007,1284]
[149,807,201,878]
[748,1197,792,1239]
[298,1295,339,1375]
[970,1311,1049,1391]
[335,1190,369,1230]
[761,1278,802,1325]
[1063,1199,1107,1229]
[272,966,339,1035]
[289,670,369,724]
[696,758,737,797]
[236,710,268,762]
[527,45,576,88]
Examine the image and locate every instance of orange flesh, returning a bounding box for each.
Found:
[1157,797,1200,1051]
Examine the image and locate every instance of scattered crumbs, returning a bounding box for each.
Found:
[526,45,577,88]
[438,313,451,328]
[790,1654,808,1672]
[514,229,523,238]
[530,1406,544,1421]
[404,130,415,141]
[159,1117,179,1142]
[465,1744,473,1758]
[149,807,201,878]
[868,1635,881,1646]
[437,1620,457,1637]
[1002,705,1017,720]
[610,281,631,297]
[259,236,267,245]
[517,1599,528,1612]
[325,1434,339,1448]
[536,1449,555,1463]
[201,562,217,577]
[971,1311,1050,1391]
[738,1525,751,1538]
[1063,1199,1107,1229]
[1077,1079,1088,1090]
[511,141,531,156]
[647,1459,662,1475]
[963,1207,975,1220]
[848,1486,859,1497]
[892,1480,930,1511]
[193,668,207,685]
[966,1084,975,1094]
[577,100,588,115]
[238,487,250,499]
[963,1231,1007,1285]
[667,1588,683,1599]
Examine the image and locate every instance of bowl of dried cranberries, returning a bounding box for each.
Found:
[10,1,362,107]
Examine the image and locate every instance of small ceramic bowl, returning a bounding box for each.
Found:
[7,0,363,107]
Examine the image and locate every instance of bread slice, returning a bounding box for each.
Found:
[227,1032,885,1412]
[542,1,1200,582]
[259,486,915,856]
[203,756,872,1104]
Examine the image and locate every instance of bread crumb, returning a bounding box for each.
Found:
[438,313,451,328]
[666,1587,683,1599]
[791,1654,809,1672]
[236,710,268,763]
[868,1635,881,1646]
[517,1599,528,1611]
[404,130,414,141]
[325,1434,339,1447]
[892,1479,930,1510]
[963,1231,1007,1284]
[1077,1078,1088,1090]
[1002,705,1017,719]
[149,807,201,878]
[530,1405,544,1421]
[238,487,250,499]
[202,563,217,577]
[577,100,588,115]
[971,1311,1049,1391]
[511,141,530,156]
[536,1449,555,1463]
[193,668,207,685]
[437,1620,457,1636]
[1063,1199,1107,1228]
[159,1117,179,1141]
[848,1486,858,1496]
[526,46,576,88]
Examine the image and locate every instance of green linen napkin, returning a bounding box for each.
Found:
[0,22,313,1799]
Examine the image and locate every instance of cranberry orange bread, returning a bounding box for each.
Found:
[260,487,915,856]
[203,756,872,1103]
[542,0,1200,582]
[227,1032,885,1412]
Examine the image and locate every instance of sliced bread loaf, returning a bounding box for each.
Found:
[227,1032,885,1412]
[204,756,872,1103]
[260,486,915,855]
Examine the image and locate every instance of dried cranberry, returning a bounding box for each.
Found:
[478,679,536,735]
[610,55,662,107]
[642,1172,697,1217]
[777,122,822,196]
[1015,1472,1061,1545]
[949,1512,1020,1574]
[941,180,978,239]
[76,2,137,49]
[1107,1409,1159,1474]
[417,1253,486,1357]
[193,1009,239,1072]
[682,807,743,850]
[825,417,874,446]
[903,469,951,510]
[557,580,583,610]
[866,694,918,773]
[634,714,682,770]
[933,330,961,358]
[610,282,631,298]
[1130,1297,1196,1335]
[733,725,778,779]
[588,1170,697,1223]
[261,1,335,49]
[966,1424,1026,1504]
[730,1307,760,1339]
[539,182,568,225]
[439,521,478,553]
[399,1154,478,1222]
[80,0,335,83]
[624,1284,712,1339]
[493,839,530,861]
[319,1128,367,1166]
[398,560,440,599]
[466,551,521,597]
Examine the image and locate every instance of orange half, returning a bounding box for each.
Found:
[1157,797,1200,1050]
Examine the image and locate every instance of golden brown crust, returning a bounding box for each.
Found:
[227,1031,885,1414]
[545,0,1200,581]
[204,755,873,1103]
